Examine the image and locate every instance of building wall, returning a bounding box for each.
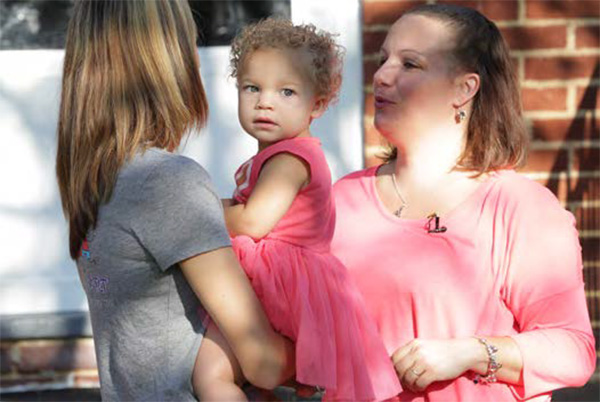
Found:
[362,0,599,397]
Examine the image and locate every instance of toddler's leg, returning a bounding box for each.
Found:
[193,321,247,401]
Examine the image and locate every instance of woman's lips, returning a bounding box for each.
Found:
[374,95,395,108]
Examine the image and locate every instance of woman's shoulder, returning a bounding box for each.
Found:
[123,149,215,197]
[143,149,210,183]
[490,169,573,224]
[334,166,378,190]
[336,166,378,182]
[492,170,561,207]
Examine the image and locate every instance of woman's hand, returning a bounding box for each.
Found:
[391,338,484,392]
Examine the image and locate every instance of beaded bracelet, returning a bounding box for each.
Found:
[473,337,503,385]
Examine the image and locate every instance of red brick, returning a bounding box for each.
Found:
[522,87,568,111]
[436,0,519,21]
[18,340,97,373]
[573,206,600,232]
[576,25,600,49]
[531,116,600,141]
[520,149,569,173]
[1,343,14,373]
[363,1,426,25]
[73,371,100,387]
[527,0,600,19]
[365,92,375,116]
[542,176,600,204]
[525,56,600,80]
[576,85,600,110]
[363,30,388,55]
[581,237,600,265]
[364,59,380,85]
[573,145,600,172]
[501,26,567,50]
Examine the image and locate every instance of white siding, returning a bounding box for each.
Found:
[0,0,363,315]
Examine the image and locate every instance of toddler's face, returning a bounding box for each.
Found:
[237,48,324,150]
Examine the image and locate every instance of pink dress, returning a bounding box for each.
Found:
[331,167,596,401]
[231,137,402,401]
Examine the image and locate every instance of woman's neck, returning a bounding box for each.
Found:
[392,126,465,187]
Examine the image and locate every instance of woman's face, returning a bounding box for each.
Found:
[373,14,460,142]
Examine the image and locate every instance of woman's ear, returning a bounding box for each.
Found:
[453,73,480,109]
[310,97,327,119]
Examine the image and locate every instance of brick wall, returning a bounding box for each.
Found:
[363,0,599,394]
[1,339,99,392]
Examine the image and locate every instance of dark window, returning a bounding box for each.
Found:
[0,0,73,50]
[190,1,290,46]
[0,0,290,50]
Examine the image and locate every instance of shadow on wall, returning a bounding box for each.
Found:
[545,61,599,321]
[545,61,600,402]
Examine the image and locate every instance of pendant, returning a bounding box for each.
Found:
[393,206,404,217]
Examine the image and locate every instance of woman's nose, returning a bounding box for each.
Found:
[373,62,393,88]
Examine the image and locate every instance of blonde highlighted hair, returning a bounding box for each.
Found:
[230,18,345,107]
[56,0,208,259]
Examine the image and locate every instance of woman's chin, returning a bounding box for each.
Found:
[374,120,395,141]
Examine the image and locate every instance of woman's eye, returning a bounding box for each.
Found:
[244,85,259,93]
[282,88,295,97]
[378,57,387,67]
[403,61,419,69]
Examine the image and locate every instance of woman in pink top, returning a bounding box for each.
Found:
[331,4,596,401]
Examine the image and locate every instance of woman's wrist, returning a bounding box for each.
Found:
[463,337,490,375]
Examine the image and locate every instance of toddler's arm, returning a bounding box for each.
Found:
[225,153,309,239]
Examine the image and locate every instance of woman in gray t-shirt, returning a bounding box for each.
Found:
[55,1,294,400]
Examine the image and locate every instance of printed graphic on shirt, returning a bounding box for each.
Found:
[80,239,91,260]
[233,158,253,200]
[78,232,98,265]
[88,275,109,294]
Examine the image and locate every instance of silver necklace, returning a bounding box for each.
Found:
[390,173,408,217]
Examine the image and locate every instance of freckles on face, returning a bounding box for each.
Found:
[373,15,458,135]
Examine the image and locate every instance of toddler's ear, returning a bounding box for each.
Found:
[310,97,327,119]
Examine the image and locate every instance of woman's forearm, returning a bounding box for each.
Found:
[248,331,296,389]
[179,247,295,388]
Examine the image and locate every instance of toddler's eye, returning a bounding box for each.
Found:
[244,85,259,93]
[282,88,295,97]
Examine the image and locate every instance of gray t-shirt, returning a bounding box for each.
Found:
[77,148,230,401]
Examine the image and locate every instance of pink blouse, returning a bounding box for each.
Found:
[331,167,596,401]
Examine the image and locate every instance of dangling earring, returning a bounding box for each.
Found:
[456,109,467,123]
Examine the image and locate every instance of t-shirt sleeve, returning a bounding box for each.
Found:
[132,156,231,271]
[497,179,596,398]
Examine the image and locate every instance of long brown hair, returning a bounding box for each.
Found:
[385,4,528,174]
[56,0,208,259]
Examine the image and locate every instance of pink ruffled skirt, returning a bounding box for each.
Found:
[232,235,402,401]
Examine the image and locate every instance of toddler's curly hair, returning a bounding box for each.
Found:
[230,18,345,106]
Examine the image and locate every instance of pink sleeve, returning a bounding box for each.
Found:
[498,181,596,399]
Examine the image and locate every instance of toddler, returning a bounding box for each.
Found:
[194,18,402,401]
